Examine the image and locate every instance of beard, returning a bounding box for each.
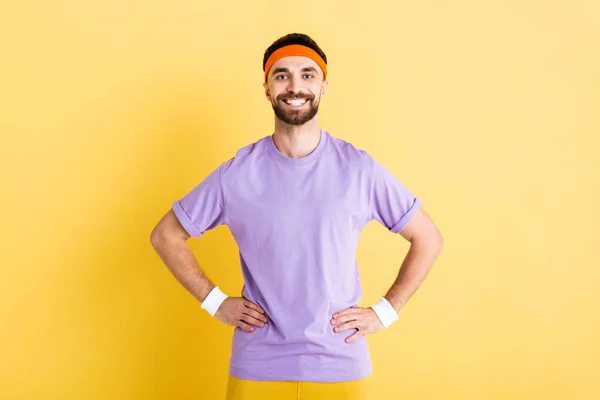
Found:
[271,93,320,126]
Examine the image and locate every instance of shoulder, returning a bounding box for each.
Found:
[235,134,270,158]
[326,131,374,169]
[216,134,271,176]
[221,134,270,165]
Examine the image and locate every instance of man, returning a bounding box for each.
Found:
[150,33,444,399]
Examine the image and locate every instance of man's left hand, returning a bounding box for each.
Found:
[331,306,385,343]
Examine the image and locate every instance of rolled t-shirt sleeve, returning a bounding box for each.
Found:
[369,158,422,234]
[172,164,226,238]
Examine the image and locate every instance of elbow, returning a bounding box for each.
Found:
[150,208,191,248]
[437,231,444,248]
[149,230,161,248]
[150,223,190,248]
[413,231,444,253]
[150,226,167,248]
[433,230,444,252]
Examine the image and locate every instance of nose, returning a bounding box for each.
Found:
[287,74,302,93]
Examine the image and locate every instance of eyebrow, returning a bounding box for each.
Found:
[271,66,319,76]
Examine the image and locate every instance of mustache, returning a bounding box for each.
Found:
[277,93,314,101]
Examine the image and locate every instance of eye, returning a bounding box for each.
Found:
[275,75,288,80]
[303,74,314,79]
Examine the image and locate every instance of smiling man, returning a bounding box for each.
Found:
[150,33,443,400]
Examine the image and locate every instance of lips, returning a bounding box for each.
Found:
[282,97,310,107]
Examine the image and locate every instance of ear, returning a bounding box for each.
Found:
[320,80,328,99]
[263,81,271,101]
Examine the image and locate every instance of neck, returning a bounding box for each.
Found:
[272,116,322,159]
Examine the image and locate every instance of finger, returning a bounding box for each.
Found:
[241,313,266,328]
[238,320,255,332]
[334,321,359,333]
[246,308,268,323]
[331,313,359,325]
[244,300,265,314]
[345,329,363,344]
[332,306,358,319]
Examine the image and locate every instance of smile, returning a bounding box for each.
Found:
[282,98,308,107]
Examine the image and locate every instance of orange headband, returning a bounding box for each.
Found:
[263,44,327,82]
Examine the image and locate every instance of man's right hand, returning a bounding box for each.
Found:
[214,296,268,332]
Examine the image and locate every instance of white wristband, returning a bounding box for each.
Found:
[370,297,399,328]
[201,286,228,317]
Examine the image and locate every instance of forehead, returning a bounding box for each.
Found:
[270,55,320,72]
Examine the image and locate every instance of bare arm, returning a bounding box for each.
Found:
[383,206,444,312]
[149,209,216,303]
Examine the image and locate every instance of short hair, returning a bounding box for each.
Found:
[262,33,328,72]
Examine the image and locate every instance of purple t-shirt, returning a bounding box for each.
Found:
[172,129,422,382]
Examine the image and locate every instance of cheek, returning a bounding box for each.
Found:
[270,90,283,101]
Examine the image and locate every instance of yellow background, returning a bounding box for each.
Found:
[1,1,598,399]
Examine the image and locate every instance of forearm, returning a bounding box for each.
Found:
[150,236,216,303]
[384,239,443,312]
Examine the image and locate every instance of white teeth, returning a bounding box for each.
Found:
[284,98,307,106]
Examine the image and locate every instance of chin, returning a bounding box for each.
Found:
[273,107,319,126]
